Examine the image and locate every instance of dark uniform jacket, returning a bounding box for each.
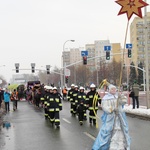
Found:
[77,102,86,115]
[86,90,101,111]
[67,89,74,102]
[47,93,62,112]
[72,90,79,105]
[75,92,87,106]
[41,91,48,106]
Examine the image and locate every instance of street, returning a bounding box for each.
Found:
[0,100,150,150]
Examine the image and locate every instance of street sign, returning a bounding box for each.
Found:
[126,43,132,49]
[104,46,111,51]
[81,51,88,56]
[65,68,70,76]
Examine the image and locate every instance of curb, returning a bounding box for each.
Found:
[125,111,150,121]
[99,107,150,121]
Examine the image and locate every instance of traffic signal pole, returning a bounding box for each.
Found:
[61,52,127,69]
[63,62,66,87]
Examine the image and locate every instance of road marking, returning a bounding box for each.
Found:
[84,132,96,140]
[62,118,71,124]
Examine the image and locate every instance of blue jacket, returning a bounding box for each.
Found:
[4,92,10,102]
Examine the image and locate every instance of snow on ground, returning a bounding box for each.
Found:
[124,104,150,117]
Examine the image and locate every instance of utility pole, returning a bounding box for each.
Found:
[144,0,150,108]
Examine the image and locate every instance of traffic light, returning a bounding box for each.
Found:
[16,66,19,73]
[47,68,50,74]
[31,66,35,73]
[31,63,35,73]
[65,76,68,83]
[83,56,87,65]
[106,51,110,60]
[128,49,132,58]
[46,65,51,74]
[15,63,19,73]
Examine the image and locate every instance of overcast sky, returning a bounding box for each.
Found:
[0,0,150,82]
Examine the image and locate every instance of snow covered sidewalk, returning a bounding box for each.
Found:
[124,104,150,119]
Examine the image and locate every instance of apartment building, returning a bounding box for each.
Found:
[129,12,150,86]
[85,44,95,71]
[62,41,122,71]
[130,12,150,66]
[70,48,82,66]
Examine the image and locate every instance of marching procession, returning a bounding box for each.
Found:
[23,82,102,128]
[23,80,131,149]
[1,79,131,149]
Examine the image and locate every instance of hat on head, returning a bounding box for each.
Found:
[47,86,53,90]
[74,85,78,88]
[71,84,75,87]
[53,87,57,90]
[90,83,96,88]
[108,84,116,90]
[79,86,84,90]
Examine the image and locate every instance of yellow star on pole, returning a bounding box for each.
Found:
[116,0,149,20]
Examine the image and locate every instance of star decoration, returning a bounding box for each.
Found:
[116,0,149,20]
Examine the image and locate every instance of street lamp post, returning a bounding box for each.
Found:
[61,40,75,91]
[144,0,150,108]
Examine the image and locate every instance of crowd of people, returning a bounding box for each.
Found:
[23,83,101,127]
[0,80,140,149]
[21,81,131,149]
[67,83,101,125]
[10,83,100,128]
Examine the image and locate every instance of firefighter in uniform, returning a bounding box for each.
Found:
[41,85,50,119]
[75,86,87,121]
[47,87,62,128]
[67,84,75,114]
[46,86,54,121]
[86,84,101,125]
[72,85,79,116]
[76,99,87,125]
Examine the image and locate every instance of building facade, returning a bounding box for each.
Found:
[130,12,150,66]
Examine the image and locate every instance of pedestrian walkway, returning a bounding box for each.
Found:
[124,104,150,119]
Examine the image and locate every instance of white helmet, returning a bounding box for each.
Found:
[47,86,53,90]
[53,87,57,90]
[44,85,48,89]
[79,86,84,90]
[71,84,75,87]
[90,84,96,88]
[74,85,78,88]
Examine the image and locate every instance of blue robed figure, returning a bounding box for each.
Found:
[92,84,131,150]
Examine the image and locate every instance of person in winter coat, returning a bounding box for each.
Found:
[47,87,62,128]
[132,80,140,109]
[34,88,42,108]
[67,84,75,114]
[86,84,101,125]
[62,87,68,100]
[10,89,18,111]
[71,85,79,116]
[3,88,11,112]
[0,88,4,109]
[76,99,87,125]
[75,86,87,120]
